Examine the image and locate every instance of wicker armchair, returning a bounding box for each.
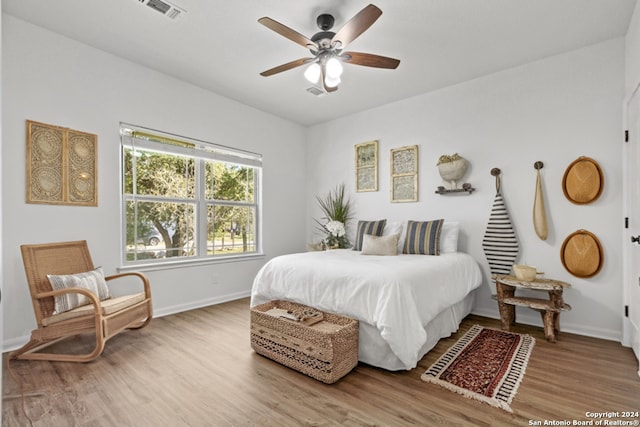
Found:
[11,240,153,362]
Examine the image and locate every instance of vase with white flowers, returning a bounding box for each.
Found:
[315,184,354,249]
[324,220,347,249]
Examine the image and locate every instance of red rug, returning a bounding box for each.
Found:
[421,324,535,412]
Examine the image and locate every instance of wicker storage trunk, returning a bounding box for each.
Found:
[250,300,359,384]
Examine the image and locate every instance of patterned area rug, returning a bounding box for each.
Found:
[421,324,535,413]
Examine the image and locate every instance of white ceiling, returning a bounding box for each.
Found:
[3,0,637,126]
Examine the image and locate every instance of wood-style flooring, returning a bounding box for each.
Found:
[3,297,640,426]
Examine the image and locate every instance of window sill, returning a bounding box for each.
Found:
[118,253,265,273]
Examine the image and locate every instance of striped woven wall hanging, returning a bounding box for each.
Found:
[482,168,519,295]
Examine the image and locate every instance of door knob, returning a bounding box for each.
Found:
[632,235,640,244]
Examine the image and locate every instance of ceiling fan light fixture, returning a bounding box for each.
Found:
[304,62,321,83]
[325,56,343,78]
[324,75,341,88]
[259,4,399,93]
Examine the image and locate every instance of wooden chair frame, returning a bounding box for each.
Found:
[11,240,153,362]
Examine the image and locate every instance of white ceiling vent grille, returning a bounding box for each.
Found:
[138,0,186,19]
[306,86,326,97]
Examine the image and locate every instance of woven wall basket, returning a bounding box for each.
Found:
[560,229,604,278]
[562,156,604,204]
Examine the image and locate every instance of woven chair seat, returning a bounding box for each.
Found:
[11,240,153,362]
[42,292,146,326]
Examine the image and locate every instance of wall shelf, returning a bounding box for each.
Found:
[435,185,475,195]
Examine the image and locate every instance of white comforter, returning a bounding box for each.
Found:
[250,249,482,369]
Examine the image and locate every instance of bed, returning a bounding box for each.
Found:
[250,221,483,371]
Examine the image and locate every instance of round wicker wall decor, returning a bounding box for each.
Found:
[562,156,603,204]
[560,229,603,278]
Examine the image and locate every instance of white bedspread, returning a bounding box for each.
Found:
[250,249,482,369]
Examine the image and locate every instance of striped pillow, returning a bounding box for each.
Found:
[403,219,445,255]
[353,219,387,251]
[48,267,111,314]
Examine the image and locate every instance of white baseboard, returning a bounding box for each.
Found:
[4,292,624,352]
[2,291,252,354]
[152,290,251,318]
[471,307,621,343]
[3,336,30,354]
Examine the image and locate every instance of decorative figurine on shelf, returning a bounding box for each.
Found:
[437,153,468,189]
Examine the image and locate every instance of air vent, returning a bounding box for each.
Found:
[138,0,185,19]
[306,86,326,97]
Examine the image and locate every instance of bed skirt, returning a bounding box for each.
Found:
[357,292,475,371]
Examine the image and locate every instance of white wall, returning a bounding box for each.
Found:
[1,12,630,349]
[0,0,4,407]
[626,2,640,98]
[1,15,307,350]
[306,38,625,341]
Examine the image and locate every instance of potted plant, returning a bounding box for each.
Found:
[315,184,353,249]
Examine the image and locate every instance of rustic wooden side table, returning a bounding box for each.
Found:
[495,274,571,342]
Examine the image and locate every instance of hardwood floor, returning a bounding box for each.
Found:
[3,298,640,426]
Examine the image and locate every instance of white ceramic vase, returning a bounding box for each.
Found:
[438,158,468,189]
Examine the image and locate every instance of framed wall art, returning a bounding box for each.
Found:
[355,140,378,192]
[390,145,418,202]
[26,120,98,206]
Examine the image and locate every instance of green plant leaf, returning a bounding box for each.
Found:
[314,183,354,248]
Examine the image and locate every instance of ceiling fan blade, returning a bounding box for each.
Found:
[260,58,314,77]
[258,17,316,50]
[340,52,400,69]
[331,4,382,48]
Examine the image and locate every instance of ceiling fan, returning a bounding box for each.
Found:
[258,4,400,93]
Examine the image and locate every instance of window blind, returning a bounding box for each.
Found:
[120,123,262,168]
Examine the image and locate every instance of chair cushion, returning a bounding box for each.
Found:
[48,267,111,314]
[42,292,146,326]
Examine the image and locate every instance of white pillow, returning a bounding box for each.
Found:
[440,221,459,253]
[382,221,403,236]
[47,267,111,314]
[361,233,400,256]
[382,221,405,253]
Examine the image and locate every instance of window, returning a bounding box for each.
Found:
[120,124,262,266]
